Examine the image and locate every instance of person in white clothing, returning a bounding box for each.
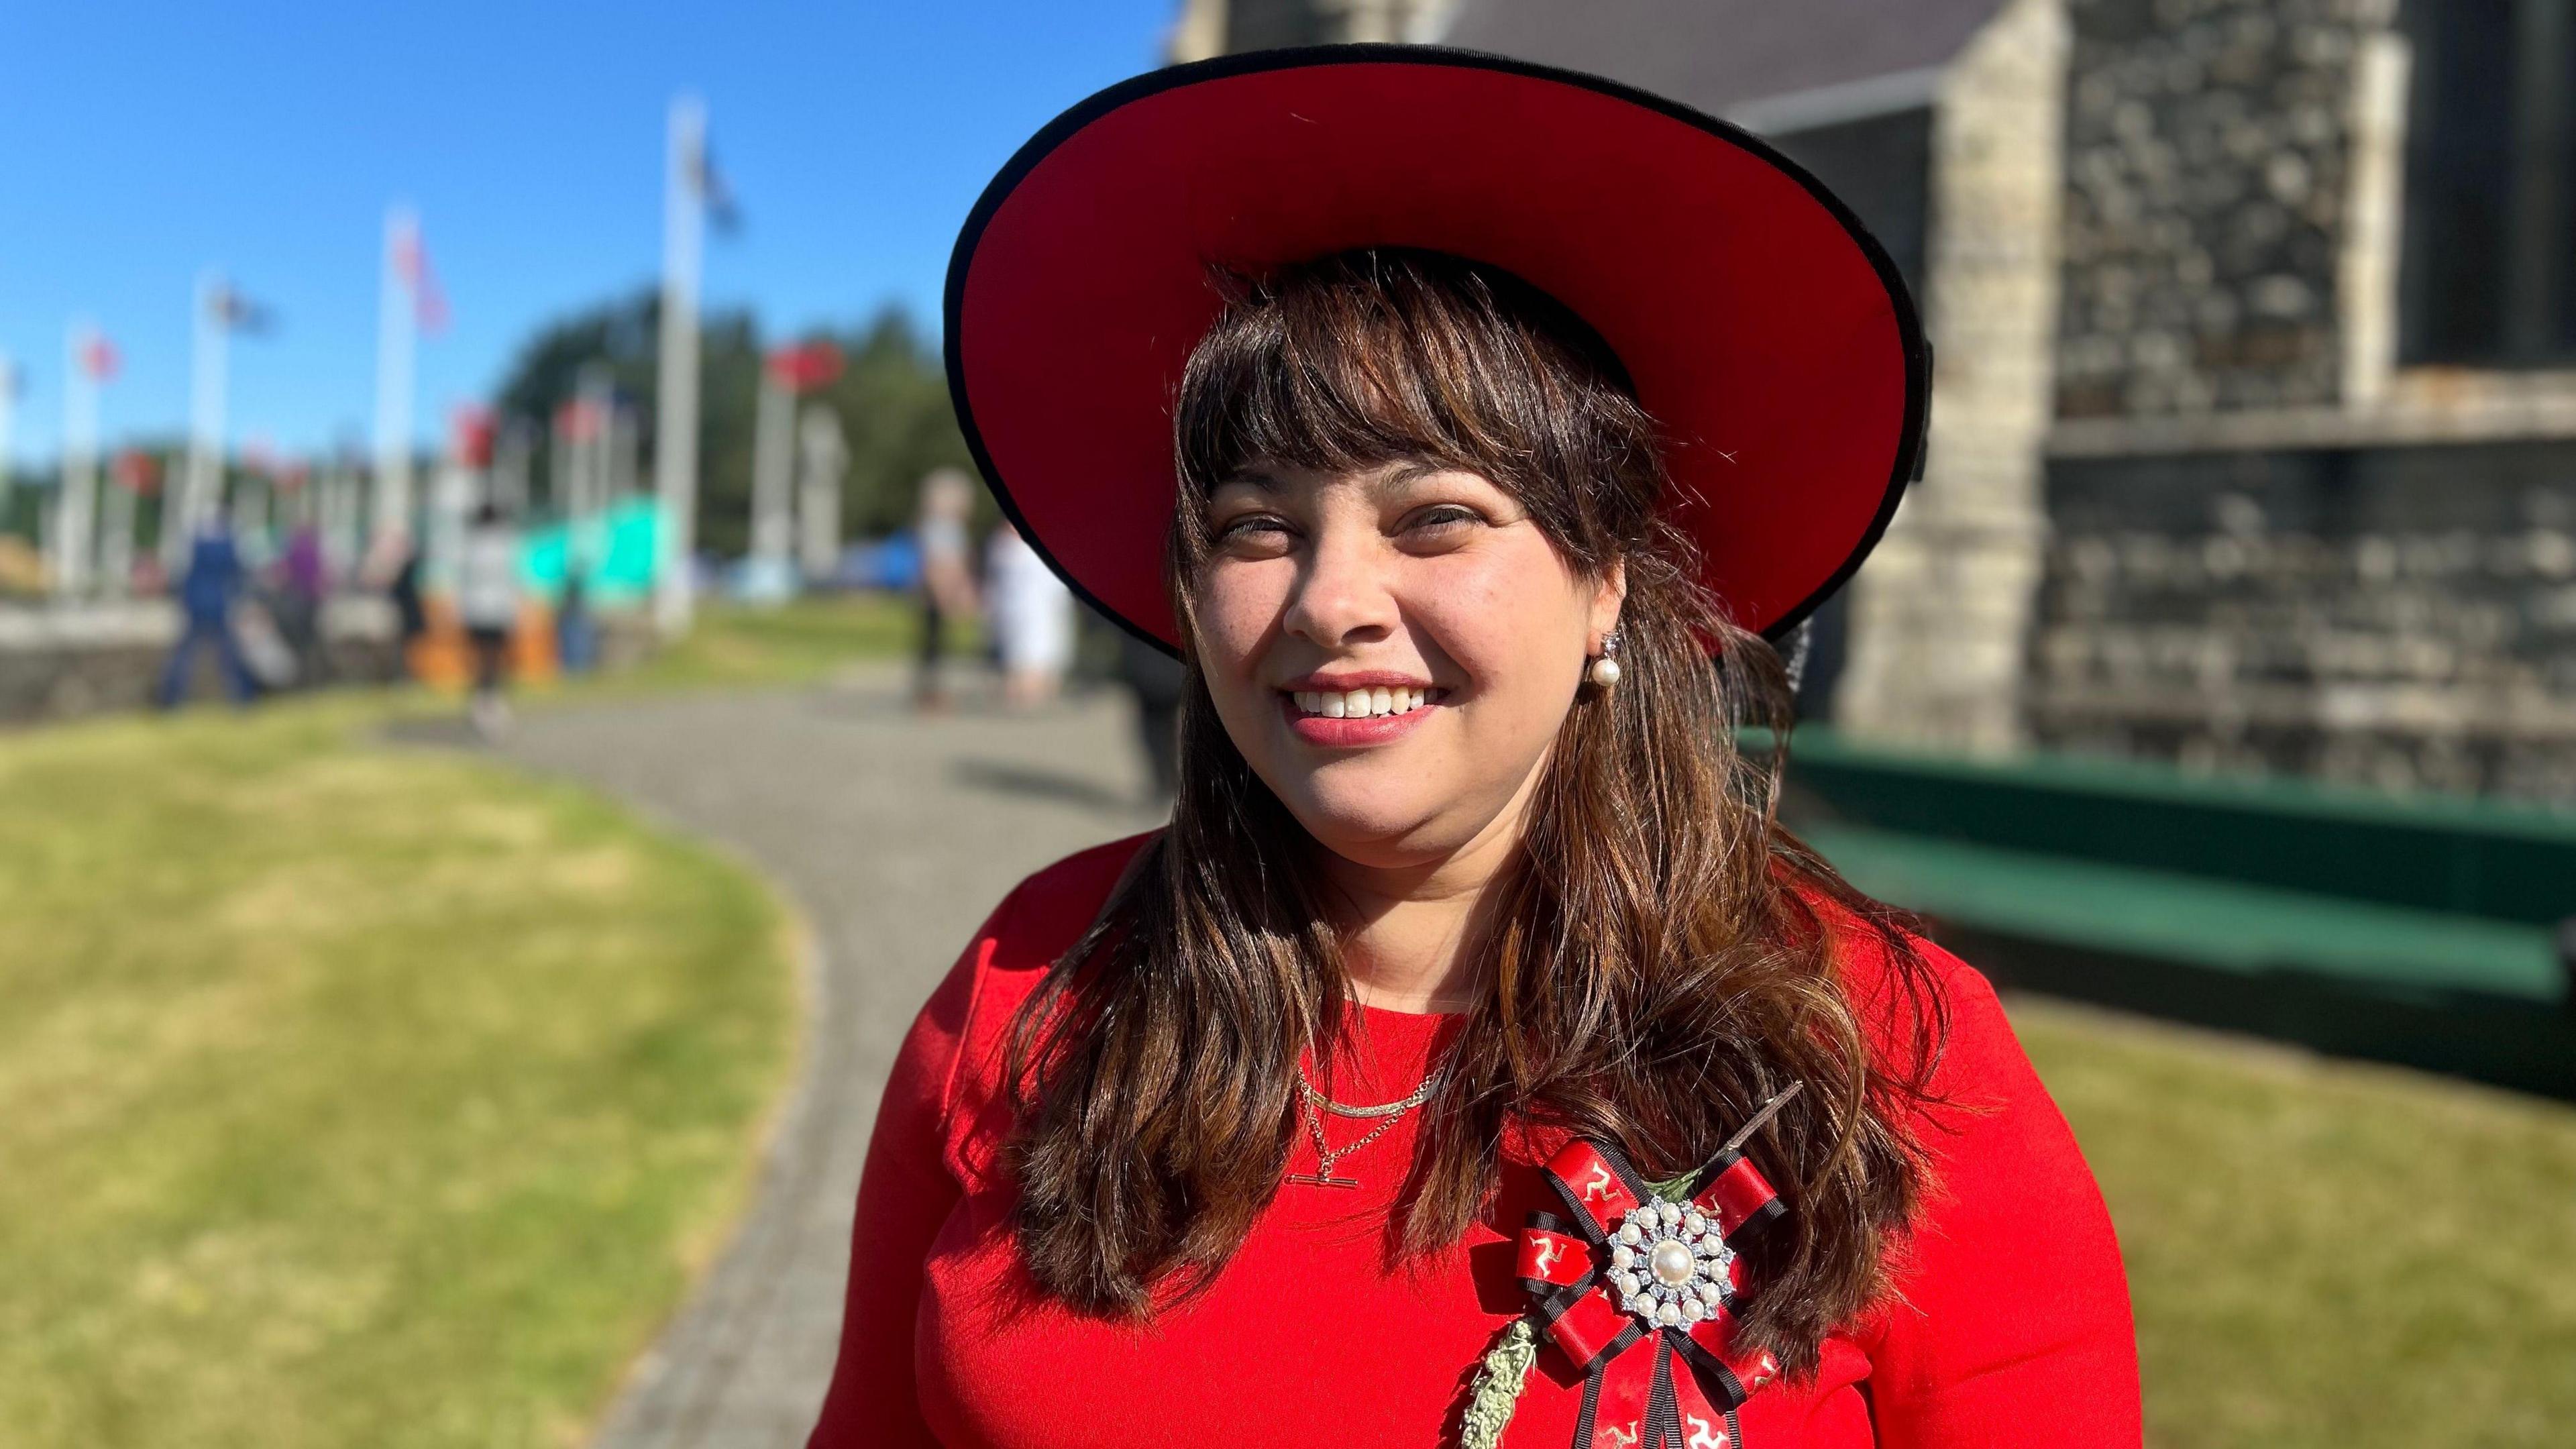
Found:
[458,501,521,737]
[985,517,1073,707]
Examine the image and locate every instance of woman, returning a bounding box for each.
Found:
[812,48,2137,1448]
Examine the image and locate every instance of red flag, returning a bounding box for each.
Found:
[450,405,496,468]
[113,450,162,495]
[392,227,451,335]
[553,396,608,443]
[766,341,843,393]
[78,334,121,382]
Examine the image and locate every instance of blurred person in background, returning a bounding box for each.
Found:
[156,517,256,708]
[557,566,598,676]
[275,517,329,686]
[985,516,1073,708]
[912,468,980,711]
[1114,629,1185,806]
[458,501,520,739]
[812,51,2137,1449]
[370,527,428,680]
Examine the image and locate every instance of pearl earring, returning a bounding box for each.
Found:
[1588,629,1623,688]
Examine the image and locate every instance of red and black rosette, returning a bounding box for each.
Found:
[1515,1138,1786,1449]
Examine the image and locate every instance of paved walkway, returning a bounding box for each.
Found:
[483,669,1159,1449]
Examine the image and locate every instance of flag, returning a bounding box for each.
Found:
[113,450,162,495]
[686,132,741,234]
[78,334,121,383]
[209,282,277,334]
[391,225,451,335]
[766,341,843,393]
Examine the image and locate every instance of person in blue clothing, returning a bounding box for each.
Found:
[158,518,257,708]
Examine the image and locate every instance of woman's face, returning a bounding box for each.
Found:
[1192,460,1623,870]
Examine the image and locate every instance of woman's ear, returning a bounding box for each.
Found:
[1589,558,1628,650]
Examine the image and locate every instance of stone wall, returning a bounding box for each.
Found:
[0,600,668,724]
[2029,441,2576,801]
[0,598,405,723]
[2055,0,2398,417]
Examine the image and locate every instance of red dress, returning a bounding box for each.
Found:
[808,835,2141,1448]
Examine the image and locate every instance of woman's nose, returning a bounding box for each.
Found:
[1281,529,1397,649]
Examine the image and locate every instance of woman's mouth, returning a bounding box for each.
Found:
[1277,685,1445,747]
[1287,686,1440,718]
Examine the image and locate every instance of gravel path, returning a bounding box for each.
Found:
[476,669,1157,1448]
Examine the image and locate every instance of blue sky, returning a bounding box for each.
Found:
[0,1,1175,466]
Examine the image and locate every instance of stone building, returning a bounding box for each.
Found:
[1169,0,2576,803]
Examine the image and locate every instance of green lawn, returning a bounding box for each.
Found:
[0,698,797,1449]
[2018,998,2576,1448]
[593,590,952,692]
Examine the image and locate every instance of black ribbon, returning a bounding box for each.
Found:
[1517,1138,1783,1448]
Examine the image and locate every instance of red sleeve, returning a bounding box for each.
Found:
[805,886,1020,1449]
[1858,942,2142,1447]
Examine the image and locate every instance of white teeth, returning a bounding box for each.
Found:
[1291,686,1436,716]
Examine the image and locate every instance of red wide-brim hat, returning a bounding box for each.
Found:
[946,45,1929,655]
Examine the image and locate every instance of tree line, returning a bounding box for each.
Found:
[491,290,982,556]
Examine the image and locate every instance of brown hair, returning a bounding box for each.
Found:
[1004,249,1943,1374]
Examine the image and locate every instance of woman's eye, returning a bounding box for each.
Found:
[1214,515,1295,551]
[1403,505,1482,537]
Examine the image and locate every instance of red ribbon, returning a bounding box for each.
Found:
[1517,1139,1785,1449]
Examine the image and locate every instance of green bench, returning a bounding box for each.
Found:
[1776,731,2576,1096]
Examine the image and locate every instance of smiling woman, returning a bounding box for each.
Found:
[810,46,2138,1449]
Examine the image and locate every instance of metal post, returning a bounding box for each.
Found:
[796,403,847,583]
[0,354,17,529]
[747,364,794,596]
[372,206,418,549]
[176,268,229,570]
[576,364,612,570]
[54,321,100,598]
[653,96,706,636]
[99,470,135,596]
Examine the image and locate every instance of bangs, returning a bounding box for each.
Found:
[1173,249,1641,502]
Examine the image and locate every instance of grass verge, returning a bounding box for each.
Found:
[585,591,955,694]
[0,697,797,1449]
[2017,998,2576,1448]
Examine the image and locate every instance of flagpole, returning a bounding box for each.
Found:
[176,268,230,570]
[748,358,794,598]
[796,403,847,583]
[0,354,17,525]
[576,364,612,570]
[55,321,101,599]
[653,95,706,637]
[373,205,418,551]
[101,460,136,596]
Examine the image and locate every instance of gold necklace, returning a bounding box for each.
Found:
[1285,1072,1439,1189]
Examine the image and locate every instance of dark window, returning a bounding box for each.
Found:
[1769,107,1935,306]
[1227,0,1332,51]
[2401,0,2576,365]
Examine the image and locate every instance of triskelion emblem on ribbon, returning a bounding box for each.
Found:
[1462,1087,1801,1449]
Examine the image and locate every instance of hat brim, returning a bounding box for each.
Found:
[946,44,1930,655]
